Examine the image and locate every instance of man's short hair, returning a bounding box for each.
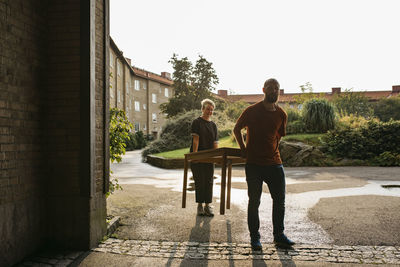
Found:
[201,98,215,110]
[263,78,280,91]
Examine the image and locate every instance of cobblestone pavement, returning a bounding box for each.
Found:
[15,238,400,266]
[89,238,400,265]
[14,250,85,267]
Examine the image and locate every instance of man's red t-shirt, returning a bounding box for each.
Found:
[235,101,287,166]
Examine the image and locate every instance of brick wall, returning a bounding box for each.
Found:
[45,0,107,249]
[45,0,86,248]
[92,0,108,244]
[0,0,48,265]
[0,0,108,265]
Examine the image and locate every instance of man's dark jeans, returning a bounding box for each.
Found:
[245,163,286,240]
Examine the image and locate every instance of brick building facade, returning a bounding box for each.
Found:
[109,38,173,138]
[0,0,109,265]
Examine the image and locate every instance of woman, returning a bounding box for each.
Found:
[190,99,218,216]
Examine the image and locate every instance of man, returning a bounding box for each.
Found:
[233,78,294,250]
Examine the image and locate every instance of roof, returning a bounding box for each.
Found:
[223,90,399,104]
[131,67,173,86]
[110,37,173,86]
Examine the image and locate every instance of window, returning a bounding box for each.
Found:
[117,91,120,103]
[143,82,147,90]
[152,93,157,103]
[117,62,121,76]
[135,101,140,111]
[298,104,303,110]
[164,88,169,97]
[134,80,140,91]
[143,123,147,131]
[152,113,157,122]
[143,104,147,110]
[110,52,114,68]
[134,122,140,132]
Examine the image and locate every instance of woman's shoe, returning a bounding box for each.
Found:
[197,205,205,216]
[204,205,214,217]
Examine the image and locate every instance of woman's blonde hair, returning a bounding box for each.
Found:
[201,98,215,110]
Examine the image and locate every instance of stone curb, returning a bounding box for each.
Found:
[106,216,121,237]
[92,238,400,265]
[146,155,184,169]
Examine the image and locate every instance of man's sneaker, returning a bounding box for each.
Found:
[197,205,204,216]
[251,239,262,251]
[274,234,295,248]
[204,205,214,217]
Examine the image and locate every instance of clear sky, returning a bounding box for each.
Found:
[110,0,400,94]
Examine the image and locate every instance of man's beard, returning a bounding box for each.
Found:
[266,92,278,103]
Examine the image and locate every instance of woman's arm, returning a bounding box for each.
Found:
[192,135,199,153]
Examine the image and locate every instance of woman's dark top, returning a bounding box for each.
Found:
[190,117,218,152]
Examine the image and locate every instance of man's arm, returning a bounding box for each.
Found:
[233,123,246,158]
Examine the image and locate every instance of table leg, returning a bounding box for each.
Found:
[182,158,188,208]
[220,154,227,215]
[227,161,232,209]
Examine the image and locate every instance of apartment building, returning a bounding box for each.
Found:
[109,38,173,138]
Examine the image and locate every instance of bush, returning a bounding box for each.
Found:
[125,132,137,151]
[224,101,249,121]
[285,108,302,122]
[373,97,400,122]
[322,120,400,160]
[142,110,197,159]
[213,111,235,138]
[125,131,147,151]
[302,98,336,133]
[110,108,133,163]
[142,109,235,159]
[286,120,306,134]
[321,127,368,159]
[373,152,400,166]
[336,114,377,130]
[134,131,147,149]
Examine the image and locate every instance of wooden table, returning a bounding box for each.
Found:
[182,147,246,215]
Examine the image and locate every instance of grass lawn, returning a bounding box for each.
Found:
[153,133,324,159]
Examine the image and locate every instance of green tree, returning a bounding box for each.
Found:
[332,88,372,117]
[160,54,219,117]
[302,98,336,133]
[373,96,400,122]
